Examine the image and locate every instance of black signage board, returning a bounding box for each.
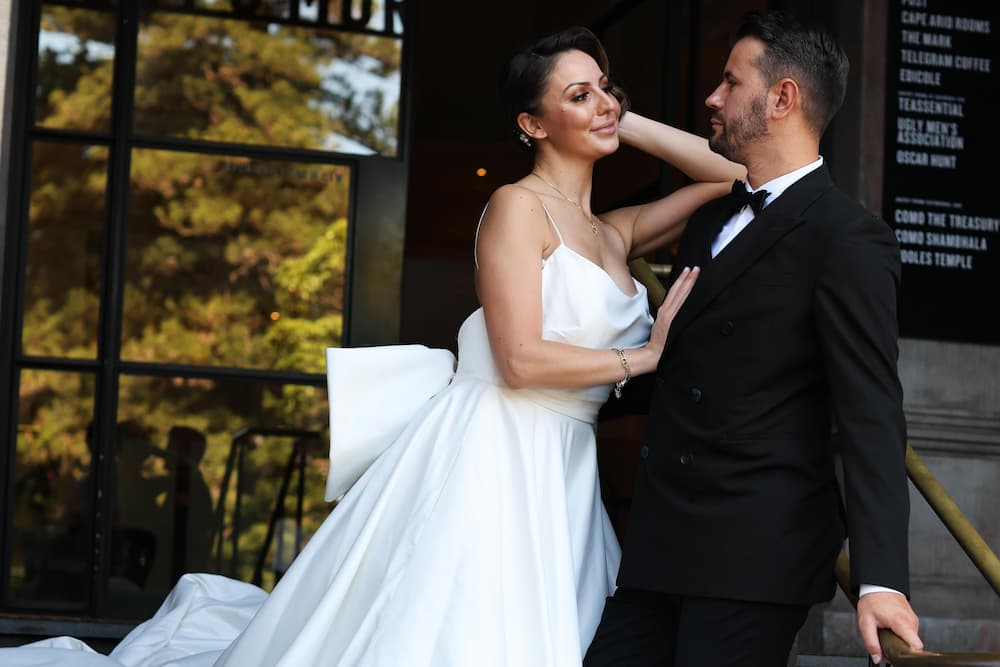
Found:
[884,0,998,344]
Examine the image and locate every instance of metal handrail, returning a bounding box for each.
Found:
[251,432,321,586]
[213,427,320,579]
[835,551,1000,666]
[629,258,667,309]
[629,258,1000,665]
[905,445,1000,597]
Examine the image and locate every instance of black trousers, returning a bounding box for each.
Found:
[583,587,809,667]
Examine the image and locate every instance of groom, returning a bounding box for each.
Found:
[586,10,923,667]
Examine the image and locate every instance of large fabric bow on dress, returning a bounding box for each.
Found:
[324,345,456,501]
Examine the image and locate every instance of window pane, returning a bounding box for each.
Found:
[152,0,404,34]
[121,150,348,371]
[109,375,329,618]
[9,370,96,610]
[36,4,116,133]
[22,142,107,359]
[134,12,402,155]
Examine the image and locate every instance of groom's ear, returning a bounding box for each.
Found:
[770,78,799,121]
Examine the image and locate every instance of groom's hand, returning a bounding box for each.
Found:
[857,592,923,664]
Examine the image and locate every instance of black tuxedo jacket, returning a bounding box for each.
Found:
[617,166,910,605]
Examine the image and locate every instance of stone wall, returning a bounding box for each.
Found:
[799,0,1000,657]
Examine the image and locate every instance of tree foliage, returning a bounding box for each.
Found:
[12,5,400,611]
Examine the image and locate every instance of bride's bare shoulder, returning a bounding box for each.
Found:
[488,182,544,208]
[481,183,548,231]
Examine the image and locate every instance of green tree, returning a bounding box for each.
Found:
[13,5,400,606]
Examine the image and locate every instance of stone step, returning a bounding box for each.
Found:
[796,656,869,666]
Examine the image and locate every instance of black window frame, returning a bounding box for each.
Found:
[0,0,412,623]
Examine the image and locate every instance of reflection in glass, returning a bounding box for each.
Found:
[36,5,116,132]
[10,370,96,610]
[152,0,404,35]
[122,150,349,371]
[134,12,402,155]
[110,375,328,617]
[23,142,108,359]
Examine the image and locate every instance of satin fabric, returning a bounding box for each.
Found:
[0,226,652,666]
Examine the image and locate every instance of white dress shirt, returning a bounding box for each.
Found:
[710,156,905,600]
[711,157,824,258]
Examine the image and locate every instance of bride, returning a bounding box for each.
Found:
[1,26,742,667]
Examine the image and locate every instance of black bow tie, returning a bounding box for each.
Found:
[725,179,769,217]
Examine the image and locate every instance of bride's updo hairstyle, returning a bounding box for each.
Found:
[502,26,630,151]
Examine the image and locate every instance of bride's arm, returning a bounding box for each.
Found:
[601,113,746,258]
[474,186,696,390]
[618,112,743,183]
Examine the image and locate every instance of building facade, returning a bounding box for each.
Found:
[1,0,997,657]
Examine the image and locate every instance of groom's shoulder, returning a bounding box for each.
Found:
[806,189,899,272]
[809,186,887,235]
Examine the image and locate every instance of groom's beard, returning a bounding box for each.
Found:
[708,93,769,164]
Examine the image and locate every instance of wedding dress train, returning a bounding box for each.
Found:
[1,209,652,666]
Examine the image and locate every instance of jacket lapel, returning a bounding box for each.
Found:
[664,166,835,349]
[672,196,733,272]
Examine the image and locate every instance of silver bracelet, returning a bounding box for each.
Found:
[612,348,631,399]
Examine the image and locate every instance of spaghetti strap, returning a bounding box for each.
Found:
[473,195,564,270]
[473,204,489,270]
[537,201,565,246]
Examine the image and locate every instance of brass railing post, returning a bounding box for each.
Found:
[905,444,1000,597]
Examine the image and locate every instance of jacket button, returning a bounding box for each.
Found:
[721,320,735,335]
[690,387,702,403]
[640,445,649,459]
[679,453,694,465]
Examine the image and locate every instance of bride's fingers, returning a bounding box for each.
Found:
[656,268,698,326]
[659,268,691,312]
[659,266,700,316]
[646,267,701,352]
[672,266,700,304]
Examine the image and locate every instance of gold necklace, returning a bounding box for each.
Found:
[531,171,599,236]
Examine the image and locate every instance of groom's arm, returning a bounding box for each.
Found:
[813,210,922,662]
[814,211,909,594]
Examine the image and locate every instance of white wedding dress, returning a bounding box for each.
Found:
[1,209,652,667]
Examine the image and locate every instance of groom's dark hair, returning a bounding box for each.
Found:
[736,10,849,137]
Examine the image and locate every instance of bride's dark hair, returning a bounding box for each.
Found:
[502,26,630,151]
